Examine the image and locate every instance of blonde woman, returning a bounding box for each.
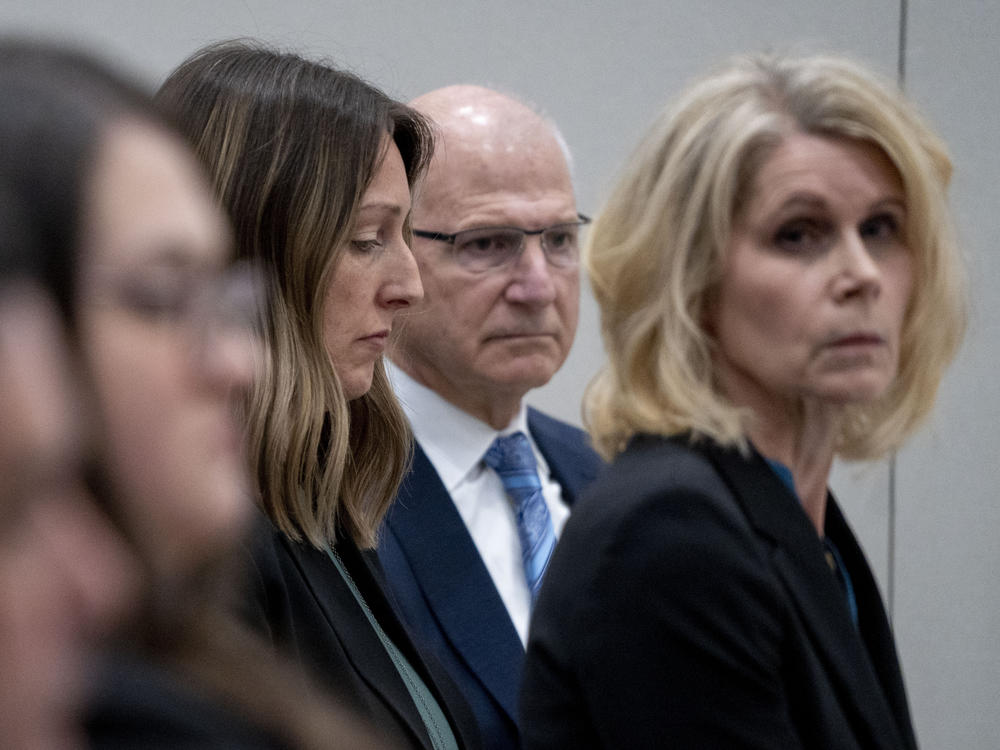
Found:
[158,42,479,750]
[521,53,965,749]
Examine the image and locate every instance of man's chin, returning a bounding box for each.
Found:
[485,335,565,365]
[486,361,560,394]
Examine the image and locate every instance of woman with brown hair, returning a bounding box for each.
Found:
[158,41,479,750]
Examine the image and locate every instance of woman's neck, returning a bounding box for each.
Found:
[745,399,841,537]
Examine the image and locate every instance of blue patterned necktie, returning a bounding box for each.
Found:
[483,431,557,604]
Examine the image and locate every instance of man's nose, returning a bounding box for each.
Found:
[505,235,557,306]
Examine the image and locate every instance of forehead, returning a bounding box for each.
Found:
[82,119,230,268]
[416,123,576,228]
[746,133,903,212]
[360,138,411,211]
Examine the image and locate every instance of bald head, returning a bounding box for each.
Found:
[411,85,569,164]
[408,86,573,220]
[392,85,581,429]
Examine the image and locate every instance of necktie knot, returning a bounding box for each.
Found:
[483,432,542,497]
[484,431,556,604]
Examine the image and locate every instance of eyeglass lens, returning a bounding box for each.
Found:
[452,222,582,271]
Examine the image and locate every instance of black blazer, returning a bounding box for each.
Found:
[85,651,292,750]
[378,409,603,750]
[86,650,290,750]
[242,516,481,750]
[521,434,918,750]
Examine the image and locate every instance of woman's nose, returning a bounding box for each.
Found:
[833,230,882,302]
[189,264,266,391]
[199,327,260,391]
[382,239,424,309]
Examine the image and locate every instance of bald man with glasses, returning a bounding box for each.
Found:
[379,85,602,750]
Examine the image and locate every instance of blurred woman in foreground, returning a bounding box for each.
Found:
[0,40,385,748]
[521,53,965,749]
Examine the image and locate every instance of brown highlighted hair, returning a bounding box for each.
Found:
[157,40,433,548]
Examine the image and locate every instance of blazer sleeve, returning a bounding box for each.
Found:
[522,456,805,749]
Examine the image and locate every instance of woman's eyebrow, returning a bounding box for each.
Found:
[774,192,828,213]
[358,202,406,215]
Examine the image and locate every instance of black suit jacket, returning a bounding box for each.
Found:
[87,650,289,750]
[521,434,918,750]
[241,517,481,750]
[378,409,603,750]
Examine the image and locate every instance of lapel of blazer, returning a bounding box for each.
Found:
[285,536,435,750]
[386,444,525,726]
[704,441,913,750]
[527,407,602,505]
[824,501,918,749]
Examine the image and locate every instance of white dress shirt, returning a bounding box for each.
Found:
[388,363,570,646]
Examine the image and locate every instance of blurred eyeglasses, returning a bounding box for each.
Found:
[413,214,590,273]
[88,260,266,341]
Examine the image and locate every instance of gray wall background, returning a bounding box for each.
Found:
[2,1,995,746]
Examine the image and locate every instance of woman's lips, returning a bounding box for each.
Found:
[358,330,389,352]
[829,332,885,347]
[819,332,889,363]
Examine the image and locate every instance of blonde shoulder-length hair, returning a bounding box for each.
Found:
[157,41,433,549]
[584,52,966,461]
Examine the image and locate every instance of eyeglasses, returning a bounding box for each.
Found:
[87,260,266,340]
[413,214,590,272]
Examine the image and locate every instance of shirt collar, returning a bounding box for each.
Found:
[388,361,532,493]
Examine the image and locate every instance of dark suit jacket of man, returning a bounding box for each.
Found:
[242,515,482,750]
[378,408,604,750]
[521,434,918,750]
